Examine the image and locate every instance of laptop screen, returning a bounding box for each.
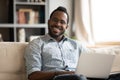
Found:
[75,53,115,79]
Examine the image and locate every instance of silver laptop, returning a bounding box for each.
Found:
[75,53,115,79]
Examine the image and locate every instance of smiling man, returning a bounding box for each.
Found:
[48,6,69,42]
[25,6,87,80]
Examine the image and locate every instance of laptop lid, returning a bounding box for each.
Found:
[75,53,115,79]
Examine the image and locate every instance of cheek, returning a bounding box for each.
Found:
[64,25,68,30]
[48,20,54,26]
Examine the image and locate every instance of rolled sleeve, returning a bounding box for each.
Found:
[24,39,42,76]
[27,67,40,75]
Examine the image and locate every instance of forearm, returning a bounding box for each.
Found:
[28,71,55,80]
[55,71,75,76]
[28,71,75,80]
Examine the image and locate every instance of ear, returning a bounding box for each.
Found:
[66,24,69,29]
[48,19,50,25]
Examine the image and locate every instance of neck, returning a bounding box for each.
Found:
[54,35,64,42]
[49,34,64,42]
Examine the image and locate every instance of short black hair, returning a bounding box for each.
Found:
[50,6,69,24]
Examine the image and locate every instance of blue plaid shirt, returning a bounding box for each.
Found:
[25,34,86,76]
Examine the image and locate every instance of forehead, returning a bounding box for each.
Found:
[51,11,68,20]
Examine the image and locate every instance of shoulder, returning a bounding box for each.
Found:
[27,35,46,49]
[67,38,88,52]
[66,38,81,46]
[65,38,81,49]
[30,35,48,44]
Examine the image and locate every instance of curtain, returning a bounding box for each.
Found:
[72,0,94,45]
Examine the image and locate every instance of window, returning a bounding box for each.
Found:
[90,0,120,43]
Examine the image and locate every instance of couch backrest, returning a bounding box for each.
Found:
[0,42,28,80]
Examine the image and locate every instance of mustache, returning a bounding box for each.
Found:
[51,26,63,30]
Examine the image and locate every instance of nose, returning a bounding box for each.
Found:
[56,21,61,26]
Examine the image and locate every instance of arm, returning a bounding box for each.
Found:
[28,71,75,80]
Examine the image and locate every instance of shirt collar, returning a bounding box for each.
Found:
[45,34,68,42]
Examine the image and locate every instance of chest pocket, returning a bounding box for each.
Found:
[42,45,61,60]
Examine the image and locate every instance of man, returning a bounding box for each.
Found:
[25,6,87,80]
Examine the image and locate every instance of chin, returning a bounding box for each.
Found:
[52,35,59,38]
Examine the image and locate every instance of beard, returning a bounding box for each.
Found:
[48,26,65,38]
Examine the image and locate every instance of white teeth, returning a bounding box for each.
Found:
[51,26,62,31]
[54,28,60,32]
[54,27,60,30]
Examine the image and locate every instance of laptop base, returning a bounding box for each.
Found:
[87,77,106,80]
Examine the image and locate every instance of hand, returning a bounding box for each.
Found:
[55,71,75,76]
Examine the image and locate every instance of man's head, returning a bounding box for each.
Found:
[50,6,69,24]
[48,6,69,40]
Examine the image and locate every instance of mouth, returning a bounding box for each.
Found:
[49,26,65,38]
[52,26,62,33]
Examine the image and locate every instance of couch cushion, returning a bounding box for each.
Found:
[0,42,28,80]
[110,46,120,73]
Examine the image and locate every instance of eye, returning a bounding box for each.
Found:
[51,18,67,25]
[51,18,58,23]
[60,20,66,25]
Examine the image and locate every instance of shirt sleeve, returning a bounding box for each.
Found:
[77,41,89,54]
[24,39,42,76]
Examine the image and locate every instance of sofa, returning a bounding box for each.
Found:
[0,42,120,80]
[0,42,28,80]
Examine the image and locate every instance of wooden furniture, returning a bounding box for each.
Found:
[0,0,48,42]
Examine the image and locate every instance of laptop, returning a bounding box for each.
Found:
[75,53,115,79]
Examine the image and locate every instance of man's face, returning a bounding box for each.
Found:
[48,11,68,38]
